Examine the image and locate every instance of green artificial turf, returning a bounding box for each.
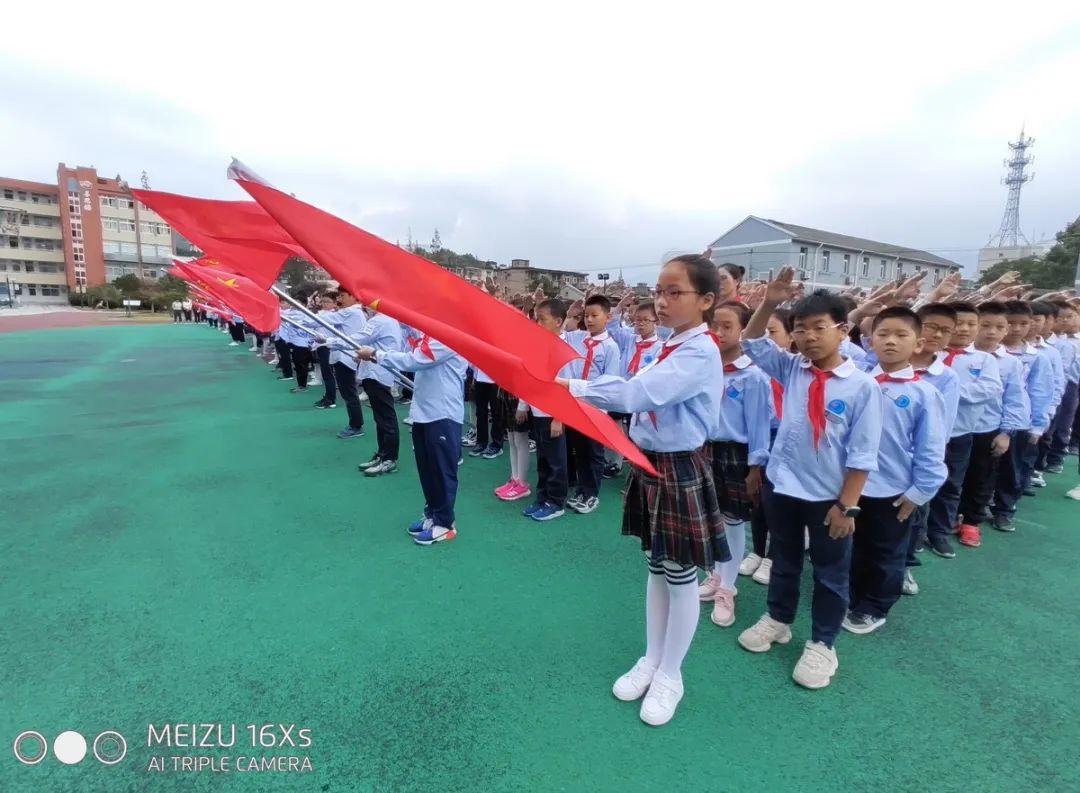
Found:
[1,324,1078,792]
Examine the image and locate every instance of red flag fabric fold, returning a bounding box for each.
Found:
[169,259,280,334]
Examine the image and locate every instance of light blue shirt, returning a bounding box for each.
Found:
[1032,339,1064,411]
[946,344,1002,438]
[568,324,723,453]
[1050,333,1080,383]
[913,353,960,434]
[1005,343,1054,436]
[744,335,882,502]
[714,354,772,467]
[377,337,466,424]
[841,337,868,365]
[325,305,369,371]
[972,346,1030,434]
[564,330,622,381]
[861,364,948,504]
[606,321,665,378]
[355,312,404,388]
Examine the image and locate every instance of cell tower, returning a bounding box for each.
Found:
[988,129,1034,248]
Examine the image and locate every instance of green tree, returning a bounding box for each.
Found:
[528,275,557,297]
[157,273,189,296]
[88,284,122,309]
[281,257,318,287]
[979,216,1080,289]
[112,273,142,297]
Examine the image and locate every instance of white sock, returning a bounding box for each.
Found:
[513,432,532,483]
[718,521,747,590]
[507,433,521,481]
[659,573,699,681]
[644,572,669,668]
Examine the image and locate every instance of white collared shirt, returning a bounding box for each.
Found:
[714,353,772,466]
[564,329,622,380]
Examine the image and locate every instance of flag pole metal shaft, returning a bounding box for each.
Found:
[271,285,414,393]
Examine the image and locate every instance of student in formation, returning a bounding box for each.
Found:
[1043,300,1080,474]
[1027,302,1064,488]
[990,301,1054,531]
[902,303,960,594]
[697,301,771,629]
[737,269,882,690]
[843,306,947,635]
[357,331,467,546]
[312,294,338,410]
[281,307,318,394]
[325,290,370,440]
[562,295,622,513]
[227,312,246,346]
[469,367,505,460]
[353,307,405,477]
[556,253,725,726]
[954,302,1029,547]
[924,302,1002,559]
[495,383,532,502]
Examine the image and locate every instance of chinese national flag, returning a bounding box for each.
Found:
[132,189,309,290]
[170,259,280,334]
[235,178,656,474]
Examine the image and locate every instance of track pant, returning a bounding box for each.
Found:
[927,433,973,541]
[993,431,1033,520]
[959,430,1002,525]
[1046,381,1079,467]
[316,346,336,403]
[228,322,246,343]
[851,495,909,619]
[532,417,568,508]
[566,427,604,499]
[333,362,363,430]
[290,344,313,388]
[362,378,399,461]
[413,418,462,528]
[275,339,294,377]
[473,381,504,449]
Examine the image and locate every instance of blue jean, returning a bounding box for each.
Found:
[763,480,852,647]
[927,433,973,541]
[412,418,462,528]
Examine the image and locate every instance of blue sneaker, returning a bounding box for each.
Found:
[408,517,432,535]
[522,502,544,517]
[481,444,504,460]
[337,427,365,440]
[414,525,457,546]
[531,502,565,522]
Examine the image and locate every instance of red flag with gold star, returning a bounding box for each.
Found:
[170,258,280,333]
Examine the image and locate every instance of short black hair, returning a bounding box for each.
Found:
[713,300,752,328]
[667,254,721,322]
[537,298,567,321]
[916,302,957,322]
[976,300,1008,317]
[1048,300,1075,315]
[949,301,979,316]
[1003,300,1032,317]
[790,289,848,325]
[838,295,859,314]
[719,262,745,282]
[584,294,612,312]
[771,307,794,333]
[1029,301,1056,318]
[872,305,921,332]
[633,300,657,319]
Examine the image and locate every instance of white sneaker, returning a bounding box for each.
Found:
[751,557,773,585]
[738,552,762,576]
[697,571,723,601]
[612,657,657,701]
[639,670,684,727]
[738,613,792,653]
[248,345,257,351]
[228,341,240,346]
[1031,471,1047,488]
[902,569,919,596]
[710,586,736,628]
[792,641,839,689]
[1066,485,1080,501]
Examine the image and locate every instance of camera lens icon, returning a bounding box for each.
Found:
[13,730,127,766]
[93,731,127,765]
[13,731,48,765]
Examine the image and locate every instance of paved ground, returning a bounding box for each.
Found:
[0,308,171,333]
[1,323,1078,792]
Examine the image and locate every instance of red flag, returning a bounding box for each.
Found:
[235,179,654,473]
[171,259,280,334]
[132,189,309,290]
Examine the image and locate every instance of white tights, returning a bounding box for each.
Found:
[507,431,532,483]
[644,556,700,681]
[713,520,747,590]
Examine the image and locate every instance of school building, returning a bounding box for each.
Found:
[1,165,180,305]
[494,259,590,300]
[707,216,962,292]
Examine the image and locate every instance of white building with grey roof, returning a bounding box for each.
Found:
[706,216,962,292]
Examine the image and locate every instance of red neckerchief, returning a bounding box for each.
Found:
[943,347,967,367]
[707,331,723,350]
[627,338,655,375]
[646,342,684,428]
[581,337,601,379]
[807,367,835,449]
[723,362,738,373]
[410,334,435,360]
[875,372,920,384]
[770,379,784,420]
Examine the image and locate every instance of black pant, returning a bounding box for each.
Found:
[183,309,193,321]
[959,430,1000,525]
[851,495,909,619]
[362,379,400,461]
[928,433,973,541]
[532,417,568,507]
[274,339,294,377]
[993,431,1032,520]
[763,479,851,647]
[228,322,246,343]
[316,347,336,402]
[473,381,504,449]
[399,372,414,401]
[566,427,604,499]
[173,310,183,322]
[333,362,363,430]
[290,344,313,388]
[1047,381,1079,467]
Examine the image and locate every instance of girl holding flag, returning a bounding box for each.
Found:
[556,254,727,727]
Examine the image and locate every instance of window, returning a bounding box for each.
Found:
[914,264,922,272]
[119,198,134,209]
[821,251,830,273]
[120,242,137,255]
[843,254,850,274]
[103,240,120,254]
[2,189,12,199]
[861,256,870,277]
[0,263,5,271]
[879,258,887,278]
[24,263,35,272]
[156,244,172,257]
[41,285,60,297]
[934,268,942,284]
[73,250,84,262]
[100,196,118,209]
[118,219,136,232]
[28,284,37,296]
[38,263,57,273]
[798,246,808,269]
[102,217,119,232]
[896,262,904,278]
[12,264,21,271]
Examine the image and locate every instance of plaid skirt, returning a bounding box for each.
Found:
[711,440,753,522]
[622,445,730,569]
[497,388,531,432]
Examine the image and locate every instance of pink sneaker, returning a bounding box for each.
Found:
[501,480,531,501]
[710,586,737,627]
[697,571,722,601]
[494,480,516,499]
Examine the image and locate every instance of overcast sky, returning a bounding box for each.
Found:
[2,2,1078,280]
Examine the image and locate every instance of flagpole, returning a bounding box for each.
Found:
[272,285,414,392]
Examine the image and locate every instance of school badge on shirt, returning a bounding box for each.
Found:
[825,398,847,423]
